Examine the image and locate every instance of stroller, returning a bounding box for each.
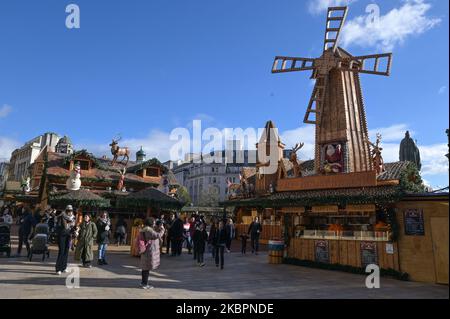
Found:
[0,223,11,258]
[29,223,50,261]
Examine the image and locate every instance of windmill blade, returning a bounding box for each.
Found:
[272,56,315,73]
[323,6,348,53]
[351,53,393,76]
[304,76,328,125]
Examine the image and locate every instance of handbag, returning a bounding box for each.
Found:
[138,233,152,255]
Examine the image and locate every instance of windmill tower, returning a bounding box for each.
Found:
[272,6,392,174]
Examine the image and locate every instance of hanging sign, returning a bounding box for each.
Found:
[315,240,330,264]
[360,241,378,268]
[404,209,425,236]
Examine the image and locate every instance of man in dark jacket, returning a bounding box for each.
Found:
[16,207,35,256]
[213,220,227,269]
[170,213,184,256]
[193,222,208,267]
[248,216,262,255]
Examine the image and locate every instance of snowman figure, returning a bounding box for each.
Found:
[21,176,31,194]
[66,162,82,190]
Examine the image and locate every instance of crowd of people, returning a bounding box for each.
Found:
[0,204,264,290]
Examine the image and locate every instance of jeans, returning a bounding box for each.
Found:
[214,245,225,268]
[98,243,108,260]
[56,233,71,272]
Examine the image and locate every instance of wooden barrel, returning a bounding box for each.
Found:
[130,226,141,257]
[268,240,284,264]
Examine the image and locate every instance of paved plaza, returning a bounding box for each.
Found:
[0,233,448,299]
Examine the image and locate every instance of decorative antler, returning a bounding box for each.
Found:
[293,142,304,153]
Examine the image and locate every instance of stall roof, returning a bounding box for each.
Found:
[222,185,403,208]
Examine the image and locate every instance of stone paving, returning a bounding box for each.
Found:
[0,237,448,299]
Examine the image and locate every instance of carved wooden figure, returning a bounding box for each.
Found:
[290,143,304,177]
[109,136,130,166]
[365,133,385,175]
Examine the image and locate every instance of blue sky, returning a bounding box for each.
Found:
[0,0,448,188]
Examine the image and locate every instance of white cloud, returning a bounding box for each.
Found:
[369,124,413,142]
[438,86,447,95]
[308,0,357,15]
[341,0,441,51]
[0,105,12,119]
[281,126,316,160]
[420,143,449,176]
[0,136,20,161]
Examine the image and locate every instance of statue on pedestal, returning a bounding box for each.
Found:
[400,131,422,170]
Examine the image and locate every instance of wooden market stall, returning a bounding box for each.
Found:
[49,189,111,226]
[116,187,184,256]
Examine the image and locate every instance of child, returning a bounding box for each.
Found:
[193,223,208,267]
[240,233,249,255]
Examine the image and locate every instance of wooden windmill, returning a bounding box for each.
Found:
[272,6,392,174]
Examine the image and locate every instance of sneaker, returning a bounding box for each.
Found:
[140,284,154,290]
[221,265,224,270]
[200,263,205,267]
[56,271,62,275]
[216,264,219,267]
[63,269,69,273]
[97,259,103,265]
[102,259,108,265]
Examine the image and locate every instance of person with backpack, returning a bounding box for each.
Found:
[137,217,164,289]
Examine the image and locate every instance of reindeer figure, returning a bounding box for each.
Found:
[290,142,304,177]
[365,133,385,175]
[109,136,130,166]
[116,166,127,191]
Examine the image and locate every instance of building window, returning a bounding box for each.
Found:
[213,177,216,184]
[146,167,159,177]
[78,160,90,171]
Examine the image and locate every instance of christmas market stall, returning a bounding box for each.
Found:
[116,187,184,256]
[49,188,111,226]
[29,143,180,245]
[222,6,448,284]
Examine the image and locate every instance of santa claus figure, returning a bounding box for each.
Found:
[323,144,343,173]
